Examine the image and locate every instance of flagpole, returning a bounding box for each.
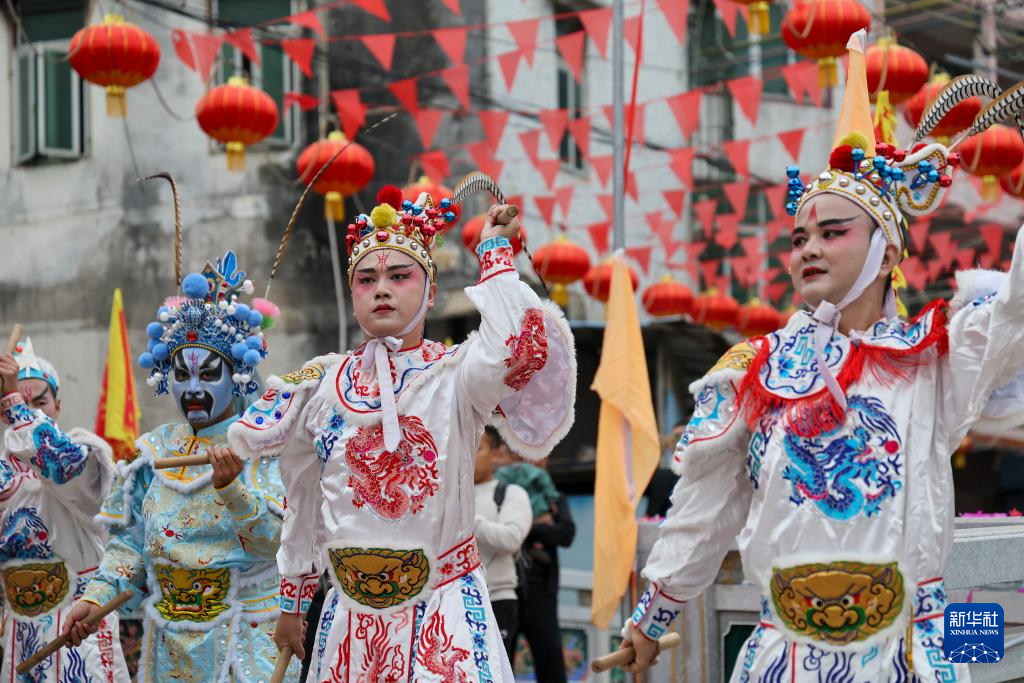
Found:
[612,0,626,252]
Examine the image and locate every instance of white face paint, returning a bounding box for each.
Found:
[170,348,234,426]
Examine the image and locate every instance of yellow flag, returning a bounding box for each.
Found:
[95,288,142,461]
[590,257,661,629]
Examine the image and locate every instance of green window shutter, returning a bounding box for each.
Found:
[38,46,80,157]
[15,48,37,163]
[260,43,289,143]
[19,6,84,42]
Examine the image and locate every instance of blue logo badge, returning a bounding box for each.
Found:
[944,603,1004,663]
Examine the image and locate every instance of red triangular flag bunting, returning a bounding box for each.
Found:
[668,148,695,188]
[190,33,224,81]
[280,38,316,78]
[723,181,751,216]
[283,92,319,111]
[899,256,926,290]
[766,217,788,245]
[928,231,956,272]
[727,75,763,126]
[441,65,470,110]
[597,194,615,221]
[663,189,687,218]
[980,223,1004,264]
[534,159,561,187]
[591,156,613,186]
[665,90,702,141]
[715,214,740,250]
[508,18,540,66]
[225,28,259,66]
[798,62,824,107]
[693,198,718,238]
[478,110,510,154]
[954,248,977,271]
[909,220,931,254]
[388,78,420,114]
[466,141,505,180]
[712,0,739,37]
[287,10,325,37]
[763,185,788,220]
[764,281,789,303]
[626,171,639,200]
[534,196,558,225]
[350,0,391,22]
[780,63,807,104]
[361,34,396,71]
[539,109,569,153]
[518,129,542,164]
[626,245,654,275]
[171,30,196,70]
[556,31,586,83]
[579,8,612,58]
[497,49,523,90]
[701,260,720,288]
[588,221,611,255]
[414,110,445,149]
[419,149,450,181]
[624,15,643,58]
[657,0,689,45]
[555,185,575,217]
[567,116,592,160]
[722,139,751,178]
[440,0,461,15]
[433,27,467,67]
[778,129,805,164]
[741,235,763,259]
[331,89,366,138]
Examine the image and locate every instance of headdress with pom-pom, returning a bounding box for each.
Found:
[137,250,267,396]
[345,184,460,284]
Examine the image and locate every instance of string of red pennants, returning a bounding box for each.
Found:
[165,0,1015,301]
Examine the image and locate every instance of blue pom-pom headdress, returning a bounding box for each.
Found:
[137,250,266,396]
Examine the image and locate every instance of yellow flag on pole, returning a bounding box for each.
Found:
[95,288,141,461]
[590,257,661,628]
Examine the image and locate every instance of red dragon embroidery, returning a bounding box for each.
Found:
[415,611,471,682]
[345,415,440,520]
[503,308,549,391]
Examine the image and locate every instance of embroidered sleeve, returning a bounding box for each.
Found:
[941,225,1024,450]
[631,582,686,641]
[214,455,285,561]
[637,345,753,606]
[459,238,577,460]
[280,573,319,614]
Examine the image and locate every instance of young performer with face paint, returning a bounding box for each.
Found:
[620,32,1024,680]
[0,338,129,682]
[229,186,576,681]
[62,251,300,682]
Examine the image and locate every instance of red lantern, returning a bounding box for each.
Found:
[865,38,928,105]
[69,14,160,117]
[737,299,782,336]
[462,213,525,255]
[732,0,774,35]
[532,234,592,306]
[642,276,694,317]
[196,77,279,171]
[1000,163,1024,198]
[583,261,639,303]
[694,289,740,331]
[296,131,375,221]
[781,0,871,87]
[903,73,982,142]
[959,124,1024,201]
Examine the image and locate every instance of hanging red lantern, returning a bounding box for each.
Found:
[532,234,592,306]
[642,276,694,317]
[583,261,639,303]
[959,124,1024,201]
[1000,163,1024,198]
[737,299,783,336]
[461,213,525,255]
[781,0,871,88]
[296,131,375,221]
[402,175,457,231]
[694,289,740,331]
[903,73,982,142]
[196,76,279,171]
[69,14,160,117]
[865,38,928,105]
[732,0,774,35]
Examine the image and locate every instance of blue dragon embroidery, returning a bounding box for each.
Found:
[782,395,904,519]
[31,421,88,484]
[314,412,345,467]
[0,507,53,561]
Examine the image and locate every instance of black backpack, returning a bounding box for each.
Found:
[493,481,529,603]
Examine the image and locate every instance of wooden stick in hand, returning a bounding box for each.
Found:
[5,324,22,355]
[153,454,211,469]
[17,590,134,675]
[270,646,294,683]
[590,632,682,673]
[496,204,519,224]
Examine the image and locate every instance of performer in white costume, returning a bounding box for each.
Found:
[229,185,576,682]
[0,338,129,682]
[621,31,1024,682]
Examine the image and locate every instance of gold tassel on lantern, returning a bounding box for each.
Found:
[552,283,569,307]
[981,176,1001,202]
[226,141,246,171]
[749,1,771,35]
[325,191,346,221]
[818,57,838,88]
[105,84,127,117]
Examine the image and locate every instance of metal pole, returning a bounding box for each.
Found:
[325,217,348,351]
[612,0,626,252]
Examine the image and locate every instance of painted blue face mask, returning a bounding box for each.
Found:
[170,348,235,427]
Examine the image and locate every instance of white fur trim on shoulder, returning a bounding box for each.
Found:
[950,268,1007,313]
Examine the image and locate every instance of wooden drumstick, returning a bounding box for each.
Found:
[5,324,22,355]
[590,632,682,673]
[153,454,211,469]
[270,646,294,683]
[17,590,134,674]
[496,204,519,223]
